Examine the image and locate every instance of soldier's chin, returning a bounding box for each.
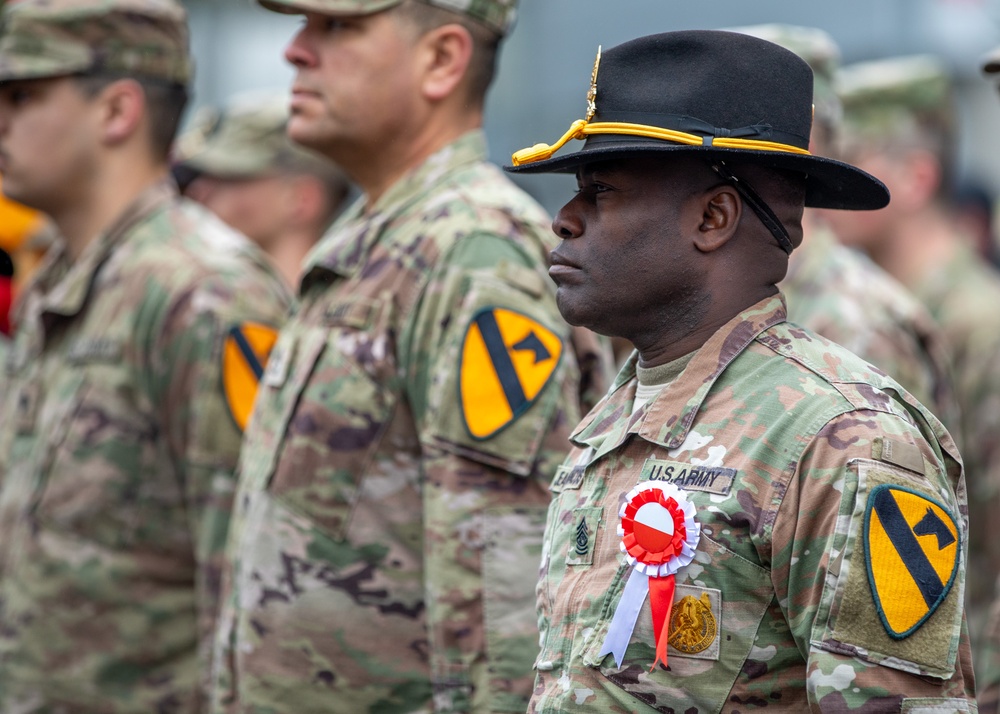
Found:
[555,289,593,329]
[286,116,326,152]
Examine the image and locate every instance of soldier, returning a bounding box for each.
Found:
[210,0,611,712]
[0,0,291,711]
[174,92,352,288]
[962,47,1000,714]
[507,30,975,710]
[732,24,958,427]
[829,54,1000,662]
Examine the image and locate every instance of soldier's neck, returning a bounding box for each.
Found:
[54,163,168,263]
[357,111,481,209]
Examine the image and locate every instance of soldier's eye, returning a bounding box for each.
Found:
[0,86,32,107]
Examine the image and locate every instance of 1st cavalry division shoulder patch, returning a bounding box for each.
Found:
[460,307,563,439]
[864,484,960,639]
[223,322,279,431]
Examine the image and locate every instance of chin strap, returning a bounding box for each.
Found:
[711,161,794,255]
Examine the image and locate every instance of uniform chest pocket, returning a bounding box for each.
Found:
[264,325,398,541]
[580,534,772,714]
[31,364,174,549]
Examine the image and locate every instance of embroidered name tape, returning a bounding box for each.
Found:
[67,338,122,363]
[641,458,735,495]
[552,464,584,491]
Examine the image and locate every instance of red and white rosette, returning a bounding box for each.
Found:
[597,481,700,670]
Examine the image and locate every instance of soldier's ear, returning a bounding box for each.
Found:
[417,23,473,102]
[96,78,145,148]
[693,184,740,253]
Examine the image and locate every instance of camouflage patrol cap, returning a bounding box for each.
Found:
[728,24,842,129]
[257,0,517,37]
[0,0,191,84]
[174,92,344,181]
[837,54,953,147]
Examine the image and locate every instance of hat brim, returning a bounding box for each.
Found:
[258,0,400,15]
[983,46,1000,74]
[179,148,273,180]
[505,136,889,211]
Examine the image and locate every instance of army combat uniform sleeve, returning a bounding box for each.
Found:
[398,229,584,711]
[772,410,976,709]
[139,267,288,699]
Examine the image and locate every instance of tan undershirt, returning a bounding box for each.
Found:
[632,350,696,414]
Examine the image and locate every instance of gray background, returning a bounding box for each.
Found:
[183,0,1000,215]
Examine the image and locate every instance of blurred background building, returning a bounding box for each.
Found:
[137,1,1000,216]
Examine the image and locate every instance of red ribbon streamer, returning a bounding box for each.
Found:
[649,574,676,671]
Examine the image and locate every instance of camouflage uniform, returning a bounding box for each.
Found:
[532,295,976,712]
[728,25,958,429]
[912,243,1000,711]
[0,182,291,713]
[838,57,1000,690]
[211,131,610,713]
[0,1,292,711]
[783,225,958,425]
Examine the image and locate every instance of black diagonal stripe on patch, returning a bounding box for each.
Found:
[230,326,265,380]
[475,310,528,414]
[873,489,945,609]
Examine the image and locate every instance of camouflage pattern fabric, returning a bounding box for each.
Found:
[531,295,976,712]
[0,0,191,84]
[912,242,1000,704]
[0,181,291,713]
[210,130,612,713]
[837,55,954,155]
[782,223,959,428]
[174,92,343,182]
[257,0,518,36]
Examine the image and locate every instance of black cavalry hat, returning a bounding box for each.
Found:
[507,30,889,212]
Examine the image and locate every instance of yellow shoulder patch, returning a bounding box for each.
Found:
[459,307,563,439]
[865,484,960,639]
[222,322,279,431]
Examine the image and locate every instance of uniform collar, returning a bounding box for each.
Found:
[571,294,787,456]
[299,130,489,290]
[34,180,175,320]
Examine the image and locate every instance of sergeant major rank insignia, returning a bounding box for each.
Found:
[864,484,960,638]
[459,307,562,439]
[222,322,279,431]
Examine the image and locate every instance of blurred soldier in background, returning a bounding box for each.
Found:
[0,0,290,710]
[174,92,353,288]
[210,0,611,712]
[963,42,1000,714]
[951,180,1000,270]
[733,24,958,426]
[829,53,1000,676]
